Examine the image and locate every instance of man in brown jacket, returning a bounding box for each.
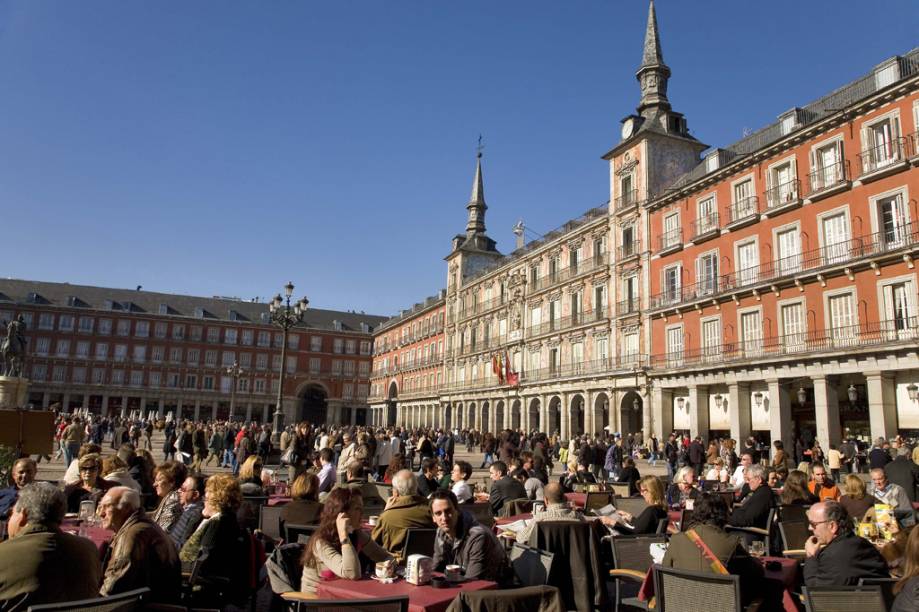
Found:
[98,486,181,603]
[371,470,434,560]
[0,483,101,610]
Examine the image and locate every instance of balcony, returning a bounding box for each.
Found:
[529,253,610,292]
[651,317,919,371]
[690,213,719,243]
[617,240,641,262]
[857,137,910,182]
[763,179,802,217]
[614,190,643,213]
[725,196,759,230]
[658,228,683,255]
[650,220,919,310]
[456,294,507,322]
[805,159,850,200]
[616,297,640,317]
[528,309,600,337]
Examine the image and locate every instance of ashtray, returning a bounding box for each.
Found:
[430,576,447,588]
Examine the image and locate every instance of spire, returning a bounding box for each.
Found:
[636,0,671,115]
[640,0,665,69]
[466,151,487,237]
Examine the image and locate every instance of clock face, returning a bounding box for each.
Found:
[621,118,634,140]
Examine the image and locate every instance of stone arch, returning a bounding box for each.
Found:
[444,403,452,430]
[512,399,522,430]
[298,383,328,424]
[570,394,585,437]
[548,396,562,436]
[481,401,490,433]
[385,380,399,426]
[495,400,505,431]
[527,398,541,432]
[456,403,464,430]
[467,403,476,430]
[593,392,610,436]
[620,390,644,437]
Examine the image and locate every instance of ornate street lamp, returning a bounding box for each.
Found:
[907,383,919,402]
[847,384,858,404]
[268,281,308,444]
[632,397,640,412]
[797,386,808,407]
[676,396,685,411]
[753,391,764,408]
[226,361,245,422]
[713,393,723,409]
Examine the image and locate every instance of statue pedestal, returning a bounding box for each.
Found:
[0,376,29,409]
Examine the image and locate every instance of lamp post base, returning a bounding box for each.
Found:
[271,409,284,445]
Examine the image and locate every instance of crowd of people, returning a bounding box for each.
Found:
[0,412,917,610]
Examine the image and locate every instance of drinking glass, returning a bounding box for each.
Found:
[749,540,765,557]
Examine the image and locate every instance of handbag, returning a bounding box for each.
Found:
[280,446,298,466]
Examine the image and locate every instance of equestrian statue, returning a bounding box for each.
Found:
[1,315,28,377]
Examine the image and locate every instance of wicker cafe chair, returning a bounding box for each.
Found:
[856,578,899,611]
[26,587,149,612]
[282,595,410,612]
[778,520,809,557]
[608,535,666,612]
[652,564,741,612]
[509,542,554,587]
[802,585,886,612]
[402,527,437,559]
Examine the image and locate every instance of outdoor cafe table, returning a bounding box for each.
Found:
[268,495,292,507]
[564,492,586,508]
[316,575,497,612]
[61,518,113,556]
[637,556,801,612]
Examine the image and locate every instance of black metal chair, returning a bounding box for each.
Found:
[726,507,775,554]
[653,564,741,612]
[778,503,809,523]
[508,543,554,587]
[401,527,436,559]
[283,523,319,545]
[585,491,614,513]
[26,587,149,611]
[677,508,694,531]
[778,520,809,556]
[613,496,647,518]
[608,535,666,612]
[857,577,899,611]
[259,504,285,541]
[802,585,886,612]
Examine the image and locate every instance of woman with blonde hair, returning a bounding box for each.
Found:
[281,472,323,525]
[238,455,265,496]
[603,475,667,535]
[839,473,880,521]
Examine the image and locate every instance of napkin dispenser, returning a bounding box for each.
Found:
[405,554,434,585]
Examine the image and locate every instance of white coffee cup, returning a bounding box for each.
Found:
[375,560,395,579]
[445,565,462,582]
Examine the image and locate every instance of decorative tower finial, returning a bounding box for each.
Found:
[466,138,487,237]
[636,0,671,115]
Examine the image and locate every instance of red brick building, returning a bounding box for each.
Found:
[1,279,386,426]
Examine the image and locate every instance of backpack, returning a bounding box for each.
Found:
[266,542,305,594]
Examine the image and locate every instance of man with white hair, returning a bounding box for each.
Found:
[370,469,434,560]
[98,486,180,602]
[728,464,773,529]
[0,483,101,609]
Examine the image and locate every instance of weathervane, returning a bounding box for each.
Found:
[476,134,485,158]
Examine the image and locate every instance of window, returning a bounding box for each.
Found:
[95,343,109,360]
[221,376,233,393]
[135,321,149,338]
[309,358,321,374]
[241,329,253,345]
[344,360,355,376]
[620,334,638,363]
[172,324,185,340]
[740,310,763,357]
[662,212,681,248]
[99,318,112,335]
[311,336,322,351]
[342,383,353,399]
[332,360,342,375]
[238,378,249,392]
[76,341,90,358]
[345,339,356,354]
[696,252,718,295]
[189,325,203,341]
[185,374,197,389]
[205,350,218,366]
[286,356,297,374]
[359,361,369,376]
[133,345,146,362]
[273,333,283,348]
[781,302,806,352]
[239,352,251,367]
[257,331,270,347]
[256,354,268,370]
[254,379,266,393]
[116,320,131,336]
[731,179,756,221]
[861,115,902,173]
[58,315,74,332]
[810,140,845,191]
[187,348,199,365]
[360,341,370,355]
[821,212,850,264]
[828,292,856,346]
[92,368,105,384]
[621,276,638,313]
[595,337,608,362]
[111,369,124,385]
[207,327,220,343]
[35,337,50,355]
[883,281,916,338]
[154,322,167,338]
[56,340,70,357]
[766,160,798,209]
[169,347,182,363]
[72,367,86,383]
[776,227,801,274]
[736,241,759,286]
[31,364,47,381]
[38,313,54,330]
[271,354,282,371]
[288,334,299,350]
[149,371,160,387]
[696,196,717,234]
[53,366,66,382]
[114,344,128,362]
[877,192,909,248]
[151,346,164,362]
[19,313,32,328]
[701,318,722,361]
[666,326,684,366]
[222,351,236,366]
[203,376,214,390]
[224,329,238,345]
[662,265,681,304]
[333,338,344,354]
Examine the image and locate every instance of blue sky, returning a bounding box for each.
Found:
[2,1,916,316]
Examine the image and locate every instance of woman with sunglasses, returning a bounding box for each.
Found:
[63,453,114,513]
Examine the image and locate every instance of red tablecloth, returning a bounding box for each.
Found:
[564,492,586,508]
[492,513,532,536]
[317,576,497,612]
[61,519,113,556]
[268,496,292,507]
